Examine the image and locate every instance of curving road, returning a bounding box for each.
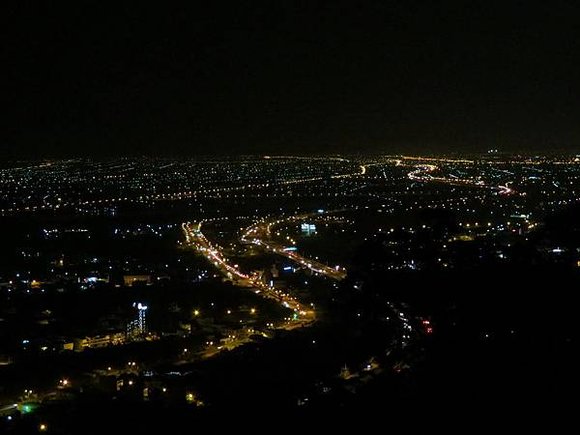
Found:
[182,222,315,327]
[406,161,516,195]
[241,212,348,281]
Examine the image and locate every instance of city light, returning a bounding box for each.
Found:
[1,154,577,424]
[5,1,578,426]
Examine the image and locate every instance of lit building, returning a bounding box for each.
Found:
[127,302,148,337]
[123,275,152,286]
[301,223,316,235]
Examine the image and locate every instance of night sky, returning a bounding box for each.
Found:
[3,1,580,158]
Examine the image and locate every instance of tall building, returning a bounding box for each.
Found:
[127,302,148,337]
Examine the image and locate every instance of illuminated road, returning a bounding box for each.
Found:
[1,159,368,216]
[406,160,516,195]
[182,222,315,328]
[241,212,347,281]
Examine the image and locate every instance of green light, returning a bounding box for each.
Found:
[19,403,37,414]
[292,313,299,320]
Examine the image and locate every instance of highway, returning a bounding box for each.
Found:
[406,161,516,195]
[241,212,348,281]
[182,222,315,328]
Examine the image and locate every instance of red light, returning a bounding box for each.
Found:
[426,327,433,334]
[422,319,430,325]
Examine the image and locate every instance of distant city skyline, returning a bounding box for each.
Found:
[1,155,577,430]
[2,1,579,430]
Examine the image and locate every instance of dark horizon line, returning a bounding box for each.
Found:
[2,150,580,162]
